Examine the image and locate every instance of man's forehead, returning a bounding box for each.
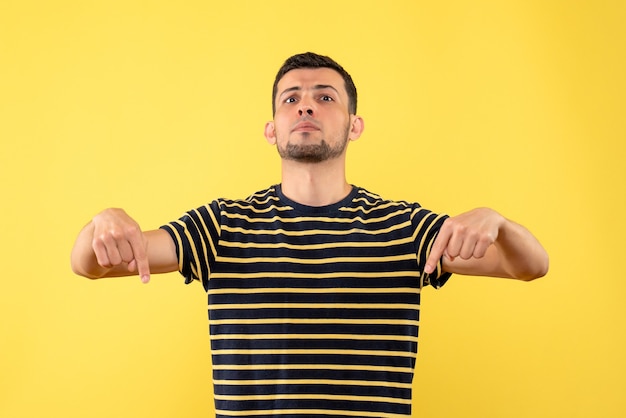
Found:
[277,68,345,91]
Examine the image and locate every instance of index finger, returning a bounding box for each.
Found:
[424,225,451,274]
[127,231,150,283]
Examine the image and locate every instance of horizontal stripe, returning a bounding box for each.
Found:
[223,209,411,224]
[214,393,411,405]
[210,334,418,342]
[210,271,421,279]
[215,254,414,265]
[211,363,414,374]
[219,236,412,250]
[339,200,411,215]
[211,349,415,358]
[213,378,412,390]
[208,287,420,295]
[215,408,409,418]
[221,201,291,213]
[209,318,419,326]
[221,222,410,236]
[209,303,419,310]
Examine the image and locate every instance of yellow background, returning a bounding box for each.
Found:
[1,1,624,417]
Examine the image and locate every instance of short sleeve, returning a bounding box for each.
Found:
[411,205,452,289]
[159,201,222,291]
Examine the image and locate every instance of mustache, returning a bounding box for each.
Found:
[291,116,321,131]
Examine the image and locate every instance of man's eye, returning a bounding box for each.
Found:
[285,97,297,103]
[320,95,334,102]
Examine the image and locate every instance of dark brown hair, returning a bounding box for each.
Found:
[272,52,357,115]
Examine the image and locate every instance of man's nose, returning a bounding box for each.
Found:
[298,104,314,116]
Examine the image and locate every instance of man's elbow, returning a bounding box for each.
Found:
[71,265,98,280]
[70,258,105,280]
[515,253,549,282]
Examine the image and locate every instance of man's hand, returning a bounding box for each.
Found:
[91,208,151,283]
[424,208,504,275]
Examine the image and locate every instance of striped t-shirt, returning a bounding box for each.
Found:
[161,185,451,418]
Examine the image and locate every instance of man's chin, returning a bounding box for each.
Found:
[277,140,347,163]
[280,151,326,164]
[279,143,327,162]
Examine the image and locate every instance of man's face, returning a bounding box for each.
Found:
[265,68,360,163]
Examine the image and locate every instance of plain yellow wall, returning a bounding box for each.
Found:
[1,1,624,417]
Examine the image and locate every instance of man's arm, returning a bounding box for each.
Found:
[424,207,549,281]
[70,208,178,283]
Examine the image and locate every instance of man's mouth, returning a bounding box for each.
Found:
[292,121,320,132]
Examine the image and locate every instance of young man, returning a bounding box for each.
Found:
[71,52,548,418]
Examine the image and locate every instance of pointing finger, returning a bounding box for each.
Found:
[425,224,451,274]
[127,230,150,283]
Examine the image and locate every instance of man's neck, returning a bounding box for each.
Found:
[280,159,351,207]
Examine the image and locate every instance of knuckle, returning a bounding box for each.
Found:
[91,235,103,247]
[478,235,492,245]
[93,233,112,248]
[123,224,140,237]
[109,229,125,241]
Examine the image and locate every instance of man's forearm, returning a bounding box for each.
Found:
[434,207,548,280]
[495,218,549,280]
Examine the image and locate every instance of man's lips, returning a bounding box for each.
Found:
[292,121,320,132]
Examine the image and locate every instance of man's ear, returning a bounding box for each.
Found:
[348,115,365,141]
[264,121,277,145]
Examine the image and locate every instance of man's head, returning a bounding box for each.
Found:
[272,52,357,115]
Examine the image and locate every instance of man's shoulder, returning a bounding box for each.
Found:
[352,186,419,210]
[213,185,282,212]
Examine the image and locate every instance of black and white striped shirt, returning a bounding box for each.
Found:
[161,185,450,418]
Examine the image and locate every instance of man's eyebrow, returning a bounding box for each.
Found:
[312,84,340,94]
[278,84,340,98]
